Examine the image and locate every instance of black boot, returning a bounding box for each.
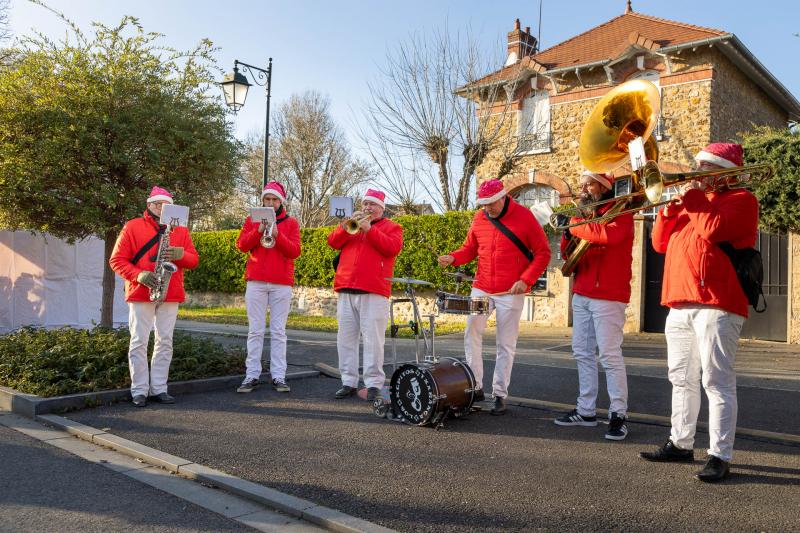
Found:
[639,440,694,462]
[335,385,356,399]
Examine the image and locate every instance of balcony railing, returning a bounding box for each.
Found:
[516,133,551,154]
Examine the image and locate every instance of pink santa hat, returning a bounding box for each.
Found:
[363,188,386,208]
[476,179,507,205]
[580,170,614,190]
[695,142,744,169]
[261,181,287,202]
[147,186,173,204]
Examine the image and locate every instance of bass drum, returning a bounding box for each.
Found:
[390,357,478,426]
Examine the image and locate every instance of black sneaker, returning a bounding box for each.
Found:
[605,412,628,441]
[237,378,260,393]
[473,389,485,402]
[696,455,730,483]
[490,396,507,416]
[554,409,598,427]
[335,385,357,399]
[272,379,290,393]
[149,392,175,404]
[131,395,147,408]
[366,387,380,402]
[639,440,694,462]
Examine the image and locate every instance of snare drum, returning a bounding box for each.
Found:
[435,291,490,315]
[390,357,478,426]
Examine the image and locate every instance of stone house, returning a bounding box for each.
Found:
[459,3,800,341]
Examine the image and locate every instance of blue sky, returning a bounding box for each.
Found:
[8,1,800,163]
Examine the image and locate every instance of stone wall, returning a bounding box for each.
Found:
[789,232,800,343]
[709,51,787,141]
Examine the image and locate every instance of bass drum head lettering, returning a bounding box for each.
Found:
[390,364,438,425]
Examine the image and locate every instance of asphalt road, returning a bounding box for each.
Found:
[69,375,800,532]
[0,423,251,533]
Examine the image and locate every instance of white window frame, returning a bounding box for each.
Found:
[517,90,551,154]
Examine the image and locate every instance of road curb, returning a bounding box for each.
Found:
[37,412,394,533]
[0,370,320,416]
[313,362,800,446]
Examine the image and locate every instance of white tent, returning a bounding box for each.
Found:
[0,231,128,333]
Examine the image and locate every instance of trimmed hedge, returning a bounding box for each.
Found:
[186,211,478,293]
[185,208,564,295]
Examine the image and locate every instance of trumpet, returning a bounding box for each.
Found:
[344,212,370,234]
[261,220,276,248]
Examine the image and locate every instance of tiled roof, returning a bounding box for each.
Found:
[467,12,726,88]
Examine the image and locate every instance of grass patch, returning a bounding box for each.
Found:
[0,327,245,397]
[178,306,469,337]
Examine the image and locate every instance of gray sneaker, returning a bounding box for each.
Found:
[272,379,290,393]
[237,378,260,393]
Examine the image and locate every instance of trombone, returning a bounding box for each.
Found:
[550,79,773,231]
[554,79,773,275]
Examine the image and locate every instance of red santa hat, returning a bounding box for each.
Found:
[695,142,743,169]
[476,179,507,205]
[580,170,614,190]
[261,181,287,202]
[363,188,386,208]
[147,186,173,204]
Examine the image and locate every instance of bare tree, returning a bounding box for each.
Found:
[364,28,528,212]
[271,91,370,227]
[0,0,12,64]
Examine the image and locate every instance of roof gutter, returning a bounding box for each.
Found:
[660,34,800,121]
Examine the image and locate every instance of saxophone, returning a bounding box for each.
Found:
[149,221,178,303]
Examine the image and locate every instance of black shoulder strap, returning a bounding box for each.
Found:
[485,212,534,262]
[131,225,165,265]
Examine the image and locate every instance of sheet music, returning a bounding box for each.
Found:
[329,197,353,218]
[160,204,189,227]
[250,207,276,223]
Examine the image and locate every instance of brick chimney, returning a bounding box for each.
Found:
[506,19,538,66]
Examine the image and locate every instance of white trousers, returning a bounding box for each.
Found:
[337,292,389,389]
[464,288,525,398]
[571,294,629,417]
[128,301,180,396]
[665,306,744,462]
[245,281,293,381]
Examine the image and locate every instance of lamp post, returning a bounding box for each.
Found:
[221,58,273,189]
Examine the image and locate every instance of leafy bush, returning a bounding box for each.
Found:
[0,327,245,397]
[742,126,800,233]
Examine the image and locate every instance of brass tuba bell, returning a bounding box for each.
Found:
[579,79,661,174]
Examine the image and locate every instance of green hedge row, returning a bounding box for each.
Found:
[186,211,479,293]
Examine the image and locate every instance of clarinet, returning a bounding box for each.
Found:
[149,221,178,303]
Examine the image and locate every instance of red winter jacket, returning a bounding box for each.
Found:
[327,218,403,298]
[652,187,758,318]
[560,208,634,303]
[236,210,301,286]
[450,198,551,294]
[109,211,199,303]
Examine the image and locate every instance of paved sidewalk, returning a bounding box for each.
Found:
[0,413,254,533]
[67,375,800,533]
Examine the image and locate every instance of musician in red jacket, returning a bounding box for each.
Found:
[640,143,759,483]
[109,186,199,408]
[235,181,302,394]
[553,171,633,441]
[438,179,551,415]
[327,189,403,402]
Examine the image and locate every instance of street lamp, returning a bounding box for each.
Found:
[221,58,273,189]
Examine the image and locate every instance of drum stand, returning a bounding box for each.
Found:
[389,281,437,371]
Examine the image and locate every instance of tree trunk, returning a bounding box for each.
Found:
[100,228,118,328]
[438,159,452,211]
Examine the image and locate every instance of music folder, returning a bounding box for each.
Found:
[250,207,276,223]
[160,204,189,227]
[329,197,353,218]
